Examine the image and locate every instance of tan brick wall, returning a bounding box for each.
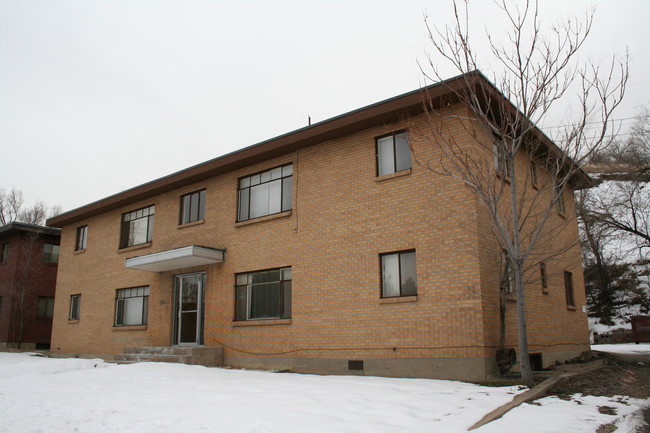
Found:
[50,105,588,379]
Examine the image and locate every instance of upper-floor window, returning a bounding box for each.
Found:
[540,262,548,292]
[377,131,410,176]
[180,189,206,225]
[0,243,8,263]
[381,250,417,298]
[235,267,292,320]
[43,243,59,263]
[115,286,150,326]
[37,296,55,318]
[120,205,155,248]
[529,160,538,187]
[237,164,292,222]
[555,185,566,215]
[493,140,510,178]
[75,225,88,251]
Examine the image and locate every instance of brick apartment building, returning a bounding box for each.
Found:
[47,73,590,382]
[0,222,61,349]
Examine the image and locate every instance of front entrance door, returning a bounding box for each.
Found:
[174,272,205,345]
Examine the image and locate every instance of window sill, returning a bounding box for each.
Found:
[68,320,79,324]
[235,211,292,227]
[73,249,86,255]
[232,318,291,327]
[542,288,549,295]
[375,169,411,182]
[380,296,417,304]
[112,325,147,331]
[178,220,205,230]
[566,305,577,311]
[118,242,152,254]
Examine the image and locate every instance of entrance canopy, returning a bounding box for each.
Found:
[125,245,224,272]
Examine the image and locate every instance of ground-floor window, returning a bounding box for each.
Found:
[69,294,80,320]
[115,286,150,326]
[380,250,417,298]
[235,267,291,320]
[37,296,55,318]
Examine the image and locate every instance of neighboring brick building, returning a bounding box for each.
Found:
[47,73,590,381]
[0,222,61,349]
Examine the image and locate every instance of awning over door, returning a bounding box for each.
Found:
[125,245,225,272]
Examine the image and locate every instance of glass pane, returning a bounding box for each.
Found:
[282,164,293,177]
[250,282,280,319]
[130,219,148,246]
[271,167,282,180]
[180,311,197,342]
[377,136,395,176]
[400,252,417,296]
[182,195,191,224]
[182,280,198,311]
[238,189,250,221]
[46,298,54,317]
[199,190,206,220]
[269,180,281,214]
[260,170,272,183]
[252,270,269,284]
[240,177,250,188]
[124,297,143,325]
[235,286,247,321]
[395,133,411,172]
[281,268,292,281]
[250,174,261,186]
[382,254,400,297]
[115,299,123,324]
[282,281,291,318]
[189,193,199,222]
[250,183,270,219]
[236,274,248,285]
[269,269,281,281]
[282,178,292,211]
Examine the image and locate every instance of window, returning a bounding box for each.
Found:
[530,160,538,187]
[69,294,80,320]
[377,131,410,176]
[0,243,8,263]
[237,164,293,222]
[120,205,155,248]
[235,267,292,320]
[75,225,88,251]
[115,286,150,326]
[381,250,417,298]
[502,250,514,295]
[37,296,55,318]
[555,185,566,215]
[43,243,60,263]
[180,189,206,224]
[564,271,575,307]
[493,138,510,177]
[540,262,548,291]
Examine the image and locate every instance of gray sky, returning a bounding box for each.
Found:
[1,0,648,213]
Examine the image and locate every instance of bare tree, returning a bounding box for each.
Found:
[0,187,61,226]
[419,0,628,386]
[582,110,650,257]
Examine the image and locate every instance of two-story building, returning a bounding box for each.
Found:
[0,222,61,349]
[47,72,590,382]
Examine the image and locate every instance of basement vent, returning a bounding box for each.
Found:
[348,360,364,371]
[529,353,543,371]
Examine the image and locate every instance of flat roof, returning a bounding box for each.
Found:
[0,222,61,238]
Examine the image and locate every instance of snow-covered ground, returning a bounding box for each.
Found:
[0,352,648,433]
[592,342,650,355]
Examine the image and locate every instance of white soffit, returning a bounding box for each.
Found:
[125,245,224,272]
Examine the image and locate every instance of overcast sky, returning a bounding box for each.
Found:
[1,0,648,214]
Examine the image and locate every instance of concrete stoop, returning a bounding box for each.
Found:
[114,346,224,367]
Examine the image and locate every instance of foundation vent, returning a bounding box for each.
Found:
[348,360,364,371]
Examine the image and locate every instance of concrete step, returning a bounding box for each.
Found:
[119,353,189,364]
[123,346,194,356]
